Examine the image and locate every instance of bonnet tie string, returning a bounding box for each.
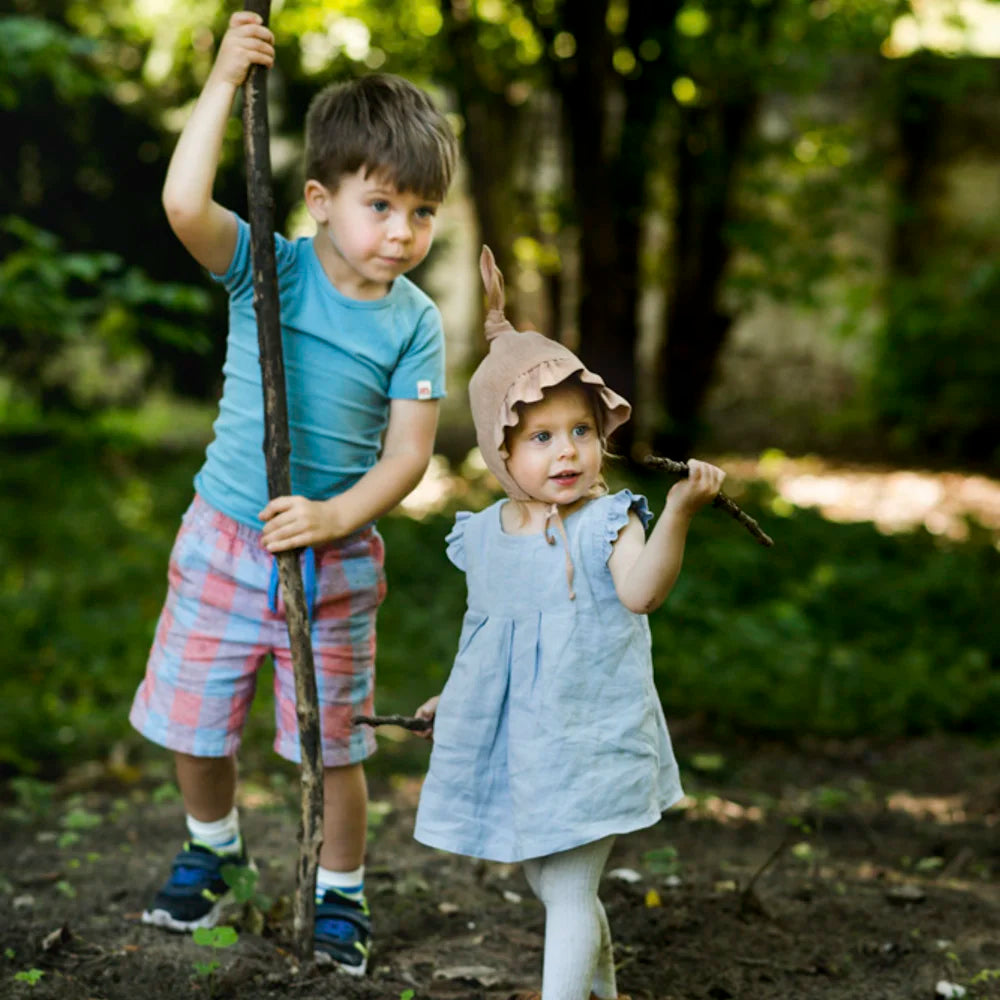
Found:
[267,546,317,623]
[543,503,576,601]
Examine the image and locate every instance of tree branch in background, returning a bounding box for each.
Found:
[644,455,774,548]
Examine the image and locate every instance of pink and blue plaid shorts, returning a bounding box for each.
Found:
[129,494,386,766]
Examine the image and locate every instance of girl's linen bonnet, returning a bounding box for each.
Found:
[469,245,631,502]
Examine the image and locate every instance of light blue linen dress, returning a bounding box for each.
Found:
[414,490,684,863]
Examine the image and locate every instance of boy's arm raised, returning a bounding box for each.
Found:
[162,12,274,274]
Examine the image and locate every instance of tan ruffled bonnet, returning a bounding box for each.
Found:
[468,246,631,502]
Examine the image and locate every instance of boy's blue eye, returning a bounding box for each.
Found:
[415,206,437,220]
[371,200,390,213]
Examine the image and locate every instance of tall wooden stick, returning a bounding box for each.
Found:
[241,0,323,962]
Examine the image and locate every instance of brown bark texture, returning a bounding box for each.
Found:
[241,0,323,963]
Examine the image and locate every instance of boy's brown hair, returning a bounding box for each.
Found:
[305,73,457,201]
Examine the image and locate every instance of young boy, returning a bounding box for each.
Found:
[129,12,457,976]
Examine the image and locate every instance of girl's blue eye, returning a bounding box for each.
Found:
[573,424,592,437]
[371,200,390,213]
[533,431,551,443]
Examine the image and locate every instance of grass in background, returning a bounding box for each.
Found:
[1,432,997,785]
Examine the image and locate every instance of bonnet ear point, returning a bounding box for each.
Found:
[480,244,507,331]
[479,245,497,291]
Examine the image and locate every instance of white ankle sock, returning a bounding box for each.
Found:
[186,807,241,855]
[316,864,365,904]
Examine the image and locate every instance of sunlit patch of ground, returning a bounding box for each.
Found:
[399,450,1000,546]
[746,452,1000,542]
[678,793,765,824]
[886,791,969,825]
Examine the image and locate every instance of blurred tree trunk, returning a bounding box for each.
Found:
[552,0,680,460]
[441,0,772,460]
[654,99,757,457]
[440,0,523,340]
[887,53,945,279]
[654,2,777,458]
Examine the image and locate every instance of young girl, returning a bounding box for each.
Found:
[413,247,725,1000]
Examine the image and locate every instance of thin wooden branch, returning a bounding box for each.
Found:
[242,0,322,963]
[354,714,432,732]
[739,824,795,917]
[643,455,774,547]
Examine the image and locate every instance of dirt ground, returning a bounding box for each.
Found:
[3,729,999,1000]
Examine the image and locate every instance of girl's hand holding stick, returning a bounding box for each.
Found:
[644,455,774,548]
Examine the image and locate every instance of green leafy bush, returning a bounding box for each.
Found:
[1,437,997,782]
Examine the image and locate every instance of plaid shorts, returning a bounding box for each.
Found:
[129,494,386,766]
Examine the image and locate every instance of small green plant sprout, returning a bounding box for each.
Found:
[786,814,814,837]
[643,845,681,878]
[791,841,816,863]
[192,924,238,983]
[221,862,259,905]
[60,806,101,831]
[220,863,271,935]
[13,968,44,986]
[689,752,726,774]
[57,806,101,849]
[151,782,181,805]
[6,778,54,823]
[399,990,416,1000]
[970,968,1000,986]
[813,785,851,811]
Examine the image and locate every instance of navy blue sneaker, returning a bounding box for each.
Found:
[141,840,254,932]
[314,889,371,975]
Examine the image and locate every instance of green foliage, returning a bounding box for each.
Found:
[3,0,996,469]
[872,261,1000,465]
[643,845,682,877]
[192,926,239,949]
[0,217,211,420]
[0,15,102,108]
[6,777,54,818]
[0,434,200,775]
[192,924,238,984]
[644,474,1000,738]
[0,435,997,786]
[12,968,44,987]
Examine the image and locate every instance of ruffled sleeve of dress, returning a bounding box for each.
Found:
[445,510,474,571]
[597,489,654,567]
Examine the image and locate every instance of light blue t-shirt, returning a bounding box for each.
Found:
[194,215,446,528]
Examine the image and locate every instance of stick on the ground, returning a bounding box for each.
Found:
[354,714,432,732]
[242,0,323,962]
[644,455,775,547]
